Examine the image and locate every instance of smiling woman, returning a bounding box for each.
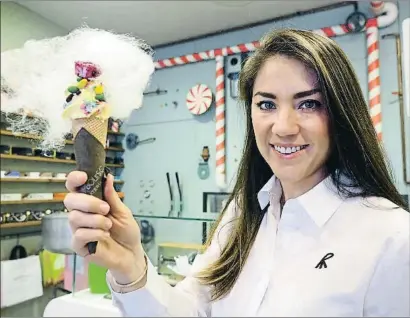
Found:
[251,57,330,199]
[64,28,409,317]
[194,28,409,313]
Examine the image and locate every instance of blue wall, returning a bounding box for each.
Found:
[120,1,410,263]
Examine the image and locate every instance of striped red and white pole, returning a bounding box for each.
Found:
[366,18,382,141]
[154,41,261,69]
[312,24,350,38]
[154,24,351,69]
[215,54,226,189]
[370,1,384,14]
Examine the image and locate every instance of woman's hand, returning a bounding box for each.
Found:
[65,171,146,284]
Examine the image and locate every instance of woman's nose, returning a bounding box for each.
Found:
[271,107,299,137]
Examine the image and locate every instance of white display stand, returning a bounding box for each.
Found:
[43,289,121,317]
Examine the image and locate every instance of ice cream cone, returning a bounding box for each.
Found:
[72,117,108,146]
[63,62,111,254]
[71,117,109,254]
[72,117,108,200]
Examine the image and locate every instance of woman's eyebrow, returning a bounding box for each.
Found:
[293,88,322,99]
[253,91,276,99]
[253,88,321,100]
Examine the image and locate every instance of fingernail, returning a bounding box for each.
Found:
[100,203,110,214]
[105,219,112,229]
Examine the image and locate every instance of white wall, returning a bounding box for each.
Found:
[1,1,67,52]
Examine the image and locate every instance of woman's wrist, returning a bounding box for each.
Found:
[111,253,148,285]
[107,266,148,293]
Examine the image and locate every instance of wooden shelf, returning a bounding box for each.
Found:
[1,154,75,164]
[1,129,44,140]
[1,129,125,152]
[0,129,74,144]
[1,129,124,140]
[0,220,41,229]
[0,177,124,184]
[1,199,64,205]
[1,177,65,183]
[0,154,124,168]
[1,192,124,205]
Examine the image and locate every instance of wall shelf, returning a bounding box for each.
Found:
[0,127,123,137]
[1,192,124,205]
[0,129,67,142]
[1,199,64,205]
[133,214,216,222]
[0,177,124,184]
[0,154,124,168]
[0,130,125,152]
[0,220,41,229]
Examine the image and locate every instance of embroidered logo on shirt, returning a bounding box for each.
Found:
[315,253,334,269]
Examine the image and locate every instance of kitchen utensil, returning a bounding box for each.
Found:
[41,212,74,255]
[166,172,174,216]
[126,133,156,150]
[167,172,174,216]
[175,172,183,217]
[9,243,28,260]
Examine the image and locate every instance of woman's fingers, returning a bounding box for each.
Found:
[72,228,110,254]
[72,245,90,258]
[64,192,110,215]
[69,210,112,232]
[65,171,117,258]
[65,171,88,192]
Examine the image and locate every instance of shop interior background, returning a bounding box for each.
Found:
[1,0,409,316]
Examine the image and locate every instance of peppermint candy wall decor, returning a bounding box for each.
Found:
[186,84,213,115]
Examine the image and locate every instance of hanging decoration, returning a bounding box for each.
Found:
[198,146,210,180]
[186,84,213,115]
[228,72,239,99]
[140,220,155,244]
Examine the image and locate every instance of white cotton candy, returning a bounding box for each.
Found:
[1,26,155,150]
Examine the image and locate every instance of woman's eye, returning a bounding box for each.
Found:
[256,100,276,110]
[299,100,322,110]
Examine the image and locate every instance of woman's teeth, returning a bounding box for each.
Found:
[273,145,308,155]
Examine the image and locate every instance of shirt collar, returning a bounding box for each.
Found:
[257,174,345,227]
[257,175,278,210]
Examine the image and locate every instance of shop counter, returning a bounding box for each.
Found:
[43,275,178,317]
[43,289,120,317]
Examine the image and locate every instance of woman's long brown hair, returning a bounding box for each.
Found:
[196,29,408,301]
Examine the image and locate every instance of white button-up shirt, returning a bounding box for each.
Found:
[109,175,410,317]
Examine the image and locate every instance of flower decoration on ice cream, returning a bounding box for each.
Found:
[75,61,101,79]
[80,99,99,116]
[62,61,110,120]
